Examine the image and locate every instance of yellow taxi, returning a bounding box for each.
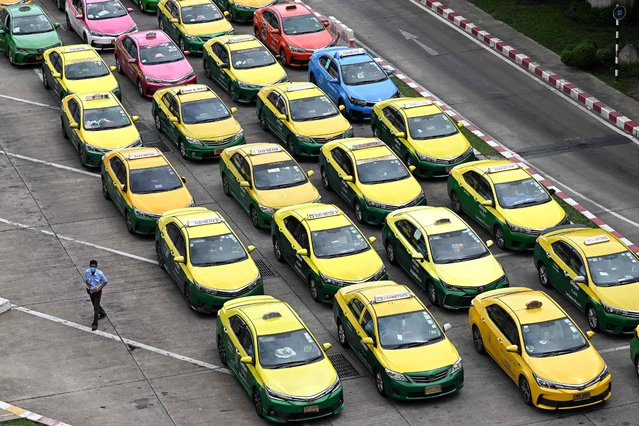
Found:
[333,281,463,400]
[371,98,475,178]
[534,226,639,334]
[155,207,263,313]
[101,147,194,235]
[469,287,611,410]
[152,84,245,160]
[61,92,142,168]
[271,203,387,303]
[448,160,567,251]
[42,44,119,100]
[256,82,353,158]
[319,138,425,225]
[382,206,508,309]
[219,143,320,229]
[157,0,233,54]
[216,295,344,422]
[203,34,287,103]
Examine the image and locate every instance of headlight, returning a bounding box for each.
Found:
[343,126,354,138]
[363,195,387,209]
[347,95,367,106]
[295,134,314,144]
[247,273,262,289]
[392,90,402,98]
[127,25,137,33]
[384,368,408,382]
[234,3,254,10]
[184,34,200,42]
[313,195,322,203]
[237,80,260,89]
[264,385,288,401]
[319,272,346,287]
[372,265,386,280]
[133,207,161,219]
[188,199,196,207]
[184,70,196,79]
[145,76,164,83]
[194,280,217,295]
[125,138,142,148]
[533,372,557,389]
[506,221,536,235]
[15,47,28,53]
[450,357,463,374]
[440,279,459,292]
[273,76,288,84]
[601,301,626,316]
[111,85,120,94]
[258,204,275,215]
[90,31,111,37]
[233,130,244,141]
[416,151,438,162]
[288,45,308,53]
[186,137,204,146]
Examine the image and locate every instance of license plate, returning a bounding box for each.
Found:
[303,404,320,413]
[214,149,224,155]
[573,391,590,402]
[36,55,43,60]
[424,384,442,395]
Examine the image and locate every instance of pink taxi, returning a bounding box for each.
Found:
[65,0,137,49]
[114,30,197,97]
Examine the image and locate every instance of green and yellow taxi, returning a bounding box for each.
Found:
[157,0,233,53]
[101,147,194,235]
[469,287,611,410]
[42,44,120,101]
[256,82,353,158]
[271,203,387,303]
[448,160,567,251]
[203,34,287,103]
[152,84,245,160]
[219,143,320,230]
[382,206,508,309]
[371,98,475,178]
[334,281,463,400]
[61,92,142,168]
[156,207,263,313]
[216,295,344,422]
[319,138,425,225]
[534,226,639,334]
[213,0,274,22]
[0,5,61,65]
[631,326,639,378]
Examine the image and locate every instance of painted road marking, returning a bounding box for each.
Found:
[599,344,630,354]
[399,29,439,56]
[0,400,71,426]
[12,305,231,375]
[1,151,99,178]
[0,93,58,110]
[0,217,156,265]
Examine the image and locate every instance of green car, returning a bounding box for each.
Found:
[133,0,159,13]
[213,0,274,22]
[0,5,61,65]
[632,326,639,378]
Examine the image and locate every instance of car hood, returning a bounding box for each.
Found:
[434,255,504,287]
[130,187,192,214]
[359,177,422,206]
[285,31,333,50]
[597,281,639,311]
[291,115,350,138]
[141,60,192,80]
[255,182,319,209]
[191,258,259,290]
[528,346,605,385]
[313,250,382,281]
[86,15,135,34]
[260,359,338,398]
[13,31,61,49]
[184,117,241,140]
[412,132,470,159]
[184,20,233,37]
[500,200,565,230]
[238,0,272,6]
[66,74,118,95]
[83,125,140,149]
[345,78,397,102]
[379,338,459,373]
[233,64,286,86]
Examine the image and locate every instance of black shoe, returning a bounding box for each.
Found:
[99,312,107,319]
[92,324,98,331]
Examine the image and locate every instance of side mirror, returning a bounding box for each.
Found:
[126,7,133,12]
[322,342,332,351]
[368,236,377,244]
[270,28,280,35]
[54,22,61,29]
[181,176,187,183]
[170,18,179,24]
[506,344,519,353]
[220,62,229,69]
[247,245,256,253]
[361,337,374,346]
[169,116,179,123]
[329,77,338,85]
[548,188,556,195]
[75,14,83,20]
[109,65,117,71]
[52,72,61,79]
[338,104,345,112]
[586,330,595,339]
[296,248,308,257]
[635,326,639,338]
[230,107,237,114]
[120,183,127,193]
[183,50,190,56]
[127,58,136,64]
[240,181,250,188]
[394,131,405,139]
[240,356,253,365]
[343,175,353,182]
[443,323,452,332]
[276,113,286,121]
[173,255,184,264]
[386,68,394,75]
[411,252,424,260]
[573,275,586,284]
[486,240,494,248]
[69,122,79,129]
[481,199,494,207]
[307,170,314,178]
[322,20,330,27]
[223,10,229,17]
[408,165,416,173]
[457,122,464,128]
[131,115,139,122]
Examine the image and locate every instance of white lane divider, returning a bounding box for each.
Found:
[0,150,99,177]
[0,93,58,110]
[12,305,231,375]
[0,217,156,265]
[599,344,630,354]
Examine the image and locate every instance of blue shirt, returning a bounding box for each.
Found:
[85,268,108,290]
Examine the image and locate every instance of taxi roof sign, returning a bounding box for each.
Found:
[187,216,223,227]
[307,209,340,220]
[85,93,110,101]
[583,235,610,245]
[250,146,281,156]
[434,218,451,225]
[373,291,412,304]
[145,31,157,38]
[262,312,282,320]
[18,5,31,11]
[226,36,254,44]
[64,45,91,53]
[525,300,543,309]
[402,100,432,109]
[286,83,315,92]
[125,151,160,160]
[487,163,519,173]
[337,48,366,57]
[350,140,385,150]
[178,86,208,95]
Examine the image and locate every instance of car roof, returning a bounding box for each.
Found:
[7,4,44,16]
[270,2,313,16]
[400,207,468,235]
[348,281,426,318]
[467,160,531,184]
[238,299,304,335]
[388,97,445,119]
[560,228,628,257]
[273,82,323,101]
[214,35,262,51]
[175,0,214,6]
[58,45,100,61]
[168,84,219,103]
[170,208,233,239]
[77,92,120,109]
[335,138,393,161]
[237,143,291,166]
[278,203,352,231]
[488,288,566,324]
[119,147,168,169]
[129,30,172,46]
[86,0,119,4]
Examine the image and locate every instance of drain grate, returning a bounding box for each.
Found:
[254,259,277,278]
[136,121,171,152]
[328,353,360,379]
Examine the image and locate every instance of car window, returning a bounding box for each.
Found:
[232,154,250,181]
[49,52,62,73]
[126,38,138,59]
[161,93,172,110]
[475,176,493,201]
[168,1,180,19]
[462,170,478,189]
[283,216,302,244]
[318,56,328,68]
[109,157,126,184]
[275,95,287,115]
[162,93,178,117]
[166,223,186,257]
[360,309,375,341]
[331,147,353,176]
[165,222,180,247]
[564,244,585,276]
[229,315,254,357]
[67,99,80,123]
[72,0,82,11]
[327,59,339,79]
[0,10,7,29]
[348,298,364,319]
[266,91,279,107]
[386,108,405,132]
[486,304,520,345]
[551,241,572,266]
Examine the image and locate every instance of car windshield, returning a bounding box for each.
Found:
[587,250,639,286]
[189,233,246,267]
[139,42,183,65]
[408,113,459,140]
[181,4,223,24]
[257,329,323,369]
[289,95,338,121]
[231,46,274,69]
[341,61,387,85]
[374,310,443,349]
[282,14,324,35]
[86,0,127,20]
[311,225,369,258]
[253,160,307,190]
[522,317,588,358]
[356,156,409,184]
[65,60,109,80]
[83,106,130,130]
[181,98,230,124]
[428,229,488,264]
[12,15,53,35]
[129,165,183,194]
[494,178,551,208]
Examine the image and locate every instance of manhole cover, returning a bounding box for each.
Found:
[328,353,360,379]
[254,259,277,278]
[136,121,171,152]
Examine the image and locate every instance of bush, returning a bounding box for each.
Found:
[561,40,598,68]
[596,47,614,65]
[567,0,616,25]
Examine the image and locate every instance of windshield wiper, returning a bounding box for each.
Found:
[617,277,638,285]
[538,348,579,357]
[270,360,309,369]
[462,251,489,261]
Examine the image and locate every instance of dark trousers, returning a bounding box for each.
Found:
[88,290,106,326]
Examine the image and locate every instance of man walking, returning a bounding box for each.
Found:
[85,260,108,331]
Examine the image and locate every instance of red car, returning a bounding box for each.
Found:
[114,30,196,97]
[253,2,333,67]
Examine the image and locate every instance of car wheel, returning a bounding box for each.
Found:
[179,37,186,52]
[203,58,210,77]
[57,0,64,11]
[43,67,50,89]
[450,191,462,214]
[374,369,386,397]
[78,144,88,167]
[216,335,227,366]
[158,18,164,31]
[250,205,259,228]
[221,173,230,196]
[125,210,134,234]
[385,240,397,265]
[309,276,320,303]
[427,281,438,306]
[184,284,196,311]
[519,376,533,406]
[279,48,287,67]
[252,388,263,418]
[286,136,296,156]
[138,0,144,12]
[65,12,71,29]
[155,242,165,270]
[353,201,364,224]
[101,176,110,200]
[229,7,237,22]
[337,320,347,347]
[60,118,68,139]
[320,167,331,190]
[272,236,284,263]
[493,225,506,250]
[371,123,380,138]
[586,304,599,330]
[137,79,145,97]
[472,325,486,354]
[228,83,238,102]
[115,55,123,74]
[179,141,188,159]
[257,108,268,131]
[635,356,639,379]
[537,263,551,288]
[309,72,316,84]
[254,26,260,39]
[83,33,88,45]
[154,114,162,133]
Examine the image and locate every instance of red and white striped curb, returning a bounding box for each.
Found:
[417,0,639,138]
[0,401,70,426]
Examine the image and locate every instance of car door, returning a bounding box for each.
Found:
[226,315,255,393]
[324,59,341,101]
[264,10,281,53]
[280,216,304,275]
[106,156,128,213]
[354,308,377,371]
[393,220,431,287]
[161,93,181,145]
[227,153,251,211]
[380,106,404,154]
[474,175,496,230]
[161,222,181,285]
[343,297,365,348]
[208,42,229,88]
[261,90,279,133]
[46,52,65,98]
[484,304,520,377]
[326,147,354,202]
[165,1,181,41]
[65,98,83,149]
[0,11,8,54]
[548,241,577,300]
[119,37,137,81]
[270,92,289,142]
[67,0,84,37]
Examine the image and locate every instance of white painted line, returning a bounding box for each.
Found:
[0,297,10,315]
[0,400,71,426]
[12,305,231,375]
[33,68,44,82]
[599,344,629,354]
[0,217,157,265]
[494,252,514,258]
[0,151,99,177]
[0,93,58,110]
